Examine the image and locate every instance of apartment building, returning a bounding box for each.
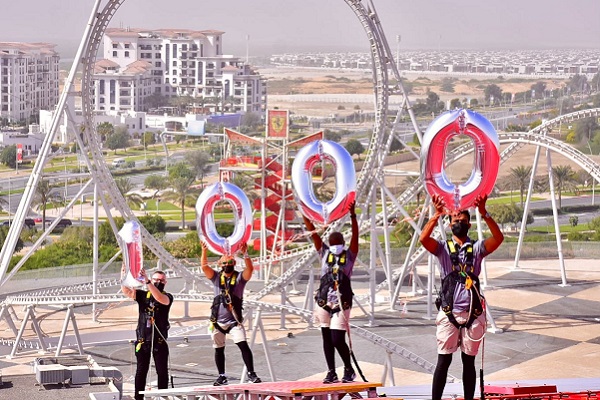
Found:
[0,42,60,123]
[93,28,266,115]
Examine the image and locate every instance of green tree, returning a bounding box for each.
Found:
[145,175,167,191]
[484,84,503,106]
[34,178,62,228]
[106,126,130,154]
[138,215,167,235]
[449,98,461,109]
[169,95,195,115]
[530,82,547,99]
[509,165,533,207]
[425,91,443,114]
[144,93,169,110]
[345,139,365,157]
[0,145,17,169]
[165,163,197,229]
[551,165,578,209]
[97,122,115,142]
[115,177,144,209]
[575,117,599,143]
[566,74,588,96]
[0,226,24,253]
[162,232,202,258]
[324,129,342,142]
[142,131,156,150]
[99,217,125,246]
[185,150,212,185]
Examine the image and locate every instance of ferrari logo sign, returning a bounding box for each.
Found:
[267,110,288,138]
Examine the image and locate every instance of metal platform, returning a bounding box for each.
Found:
[141,380,383,400]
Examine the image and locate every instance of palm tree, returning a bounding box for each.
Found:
[163,163,198,228]
[509,165,533,207]
[185,150,212,187]
[551,165,578,209]
[115,177,144,210]
[34,178,62,228]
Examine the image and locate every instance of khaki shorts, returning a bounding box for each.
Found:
[436,310,486,356]
[210,322,247,348]
[314,305,351,330]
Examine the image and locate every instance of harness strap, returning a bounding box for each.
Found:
[446,240,474,272]
[212,321,238,334]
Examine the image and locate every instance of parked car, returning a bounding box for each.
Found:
[55,219,73,228]
[1,218,36,229]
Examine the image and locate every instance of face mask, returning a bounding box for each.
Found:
[451,222,469,238]
[329,244,344,255]
[154,282,165,292]
[223,265,235,274]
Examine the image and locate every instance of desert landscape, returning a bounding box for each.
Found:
[258,66,592,179]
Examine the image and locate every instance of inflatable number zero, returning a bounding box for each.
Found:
[196,182,252,256]
[291,139,356,224]
[421,109,500,211]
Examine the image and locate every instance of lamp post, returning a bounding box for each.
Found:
[143,132,147,161]
[587,142,595,205]
[64,157,68,201]
[395,34,401,69]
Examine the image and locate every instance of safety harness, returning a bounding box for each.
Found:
[315,250,353,314]
[437,240,484,330]
[210,270,244,334]
[136,290,170,348]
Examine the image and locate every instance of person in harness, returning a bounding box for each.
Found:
[201,241,262,386]
[420,194,503,400]
[303,201,359,384]
[121,267,173,400]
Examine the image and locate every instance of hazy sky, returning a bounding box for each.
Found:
[1,0,599,58]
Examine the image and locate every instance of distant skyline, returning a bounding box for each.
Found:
[2,0,599,59]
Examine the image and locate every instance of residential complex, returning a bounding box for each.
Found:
[93,28,266,114]
[0,42,60,123]
[270,49,600,77]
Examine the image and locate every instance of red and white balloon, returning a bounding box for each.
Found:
[421,109,500,211]
[291,139,356,224]
[196,182,252,256]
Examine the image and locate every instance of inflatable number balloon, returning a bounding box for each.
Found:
[196,181,252,256]
[118,220,144,288]
[421,109,500,211]
[291,139,356,224]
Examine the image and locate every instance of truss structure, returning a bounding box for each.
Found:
[1,0,600,383]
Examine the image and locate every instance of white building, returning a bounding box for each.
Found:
[93,28,266,115]
[0,125,45,156]
[0,42,60,123]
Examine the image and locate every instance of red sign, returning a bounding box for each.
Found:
[16,144,23,164]
[267,110,288,138]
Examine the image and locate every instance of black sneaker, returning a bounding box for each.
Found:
[214,375,228,386]
[342,367,356,383]
[247,371,262,383]
[323,369,339,384]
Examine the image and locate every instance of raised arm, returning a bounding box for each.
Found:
[200,242,216,280]
[419,194,446,254]
[140,268,171,306]
[302,214,323,252]
[348,201,359,254]
[239,242,254,281]
[475,194,504,253]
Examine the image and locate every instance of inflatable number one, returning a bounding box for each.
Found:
[420,109,500,211]
[196,182,253,256]
[291,140,356,225]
